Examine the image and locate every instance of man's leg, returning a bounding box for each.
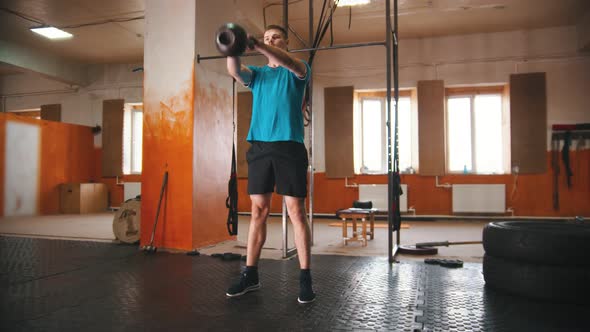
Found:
[285,196,311,269]
[246,193,272,266]
[226,193,271,297]
[285,195,315,303]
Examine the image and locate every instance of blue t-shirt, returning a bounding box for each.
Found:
[246,61,311,143]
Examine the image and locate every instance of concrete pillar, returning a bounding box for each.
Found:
[143,0,234,250]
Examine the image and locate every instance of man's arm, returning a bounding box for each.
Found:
[227,56,253,85]
[251,39,307,78]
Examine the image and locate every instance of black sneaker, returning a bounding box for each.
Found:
[226,270,260,297]
[298,281,316,304]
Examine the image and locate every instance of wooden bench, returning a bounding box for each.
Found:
[335,208,376,246]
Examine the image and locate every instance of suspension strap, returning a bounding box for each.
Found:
[226,79,238,235]
[226,143,238,235]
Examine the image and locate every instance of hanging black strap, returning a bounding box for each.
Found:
[561,130,573,188]
[392,172,403,232]
[226,143,238,236]
[226,78,239,236]
[551,133,560,210]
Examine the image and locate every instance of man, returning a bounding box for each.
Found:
[225,25,315,304]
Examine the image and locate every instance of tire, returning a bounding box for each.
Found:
[483,221,590,266]
[483,254,590,304]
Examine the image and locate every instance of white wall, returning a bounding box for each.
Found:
[0,63,143,147]
[4,121,40,216]
[311,26,590,172]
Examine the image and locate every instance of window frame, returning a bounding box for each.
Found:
[359,96,386,173]
[445,86,505,175]
[130,108,142,174]
[123,103,143,175]
[355,90,413,175]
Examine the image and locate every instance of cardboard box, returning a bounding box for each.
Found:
[60,183,108,214]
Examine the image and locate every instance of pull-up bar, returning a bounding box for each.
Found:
[197,41,387,62]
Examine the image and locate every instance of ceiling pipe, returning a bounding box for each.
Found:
[0,88,78,98]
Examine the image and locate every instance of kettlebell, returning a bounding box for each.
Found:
[215,23,248,56]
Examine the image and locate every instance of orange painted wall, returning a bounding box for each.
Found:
[0,113,95,216]
[39,119,95,214]
[237,150,590,217]
[141,82,194,251]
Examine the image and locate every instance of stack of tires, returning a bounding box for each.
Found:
[482,221,590,304]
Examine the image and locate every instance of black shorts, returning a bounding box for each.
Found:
[246,141,309,198]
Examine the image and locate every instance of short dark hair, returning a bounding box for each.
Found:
[266,25,288,39]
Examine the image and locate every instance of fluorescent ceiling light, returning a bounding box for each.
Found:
[338,0,371,6]
[30,26,73,40]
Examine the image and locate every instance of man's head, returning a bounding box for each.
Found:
[264,25,288,50]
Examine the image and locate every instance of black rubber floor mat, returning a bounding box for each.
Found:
[1,236,588,331]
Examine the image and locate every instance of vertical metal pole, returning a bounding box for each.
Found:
[309,0,314,48]
[308,0,315,246]
[282,197,288,258]
[282,0,290,259]
[393,0,401,250]
[386,0,393,263]
[283,0,288,32]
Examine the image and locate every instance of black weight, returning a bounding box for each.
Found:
[398,245,438,255]
[353,200,373,209]
[215,23,248,56]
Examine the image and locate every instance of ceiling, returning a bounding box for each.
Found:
[283,0,589,48]
[0,0,588,72]
[0,0,144,66]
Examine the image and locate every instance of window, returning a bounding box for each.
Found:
[355,91,412,174]
[123,103,143,174]
[446,87,504,174]
[361,98,383,172]
[394,97,412,172]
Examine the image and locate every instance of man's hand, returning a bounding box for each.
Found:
[227,56,253,86]
[247,35,259,50]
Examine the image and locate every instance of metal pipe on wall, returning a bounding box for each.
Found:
[0,88,78,98]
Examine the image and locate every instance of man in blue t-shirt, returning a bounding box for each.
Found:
[225,25,315,304]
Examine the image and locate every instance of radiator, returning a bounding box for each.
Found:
[452,184,505,213]
[358,184,407,212]
[124,182,141,202]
